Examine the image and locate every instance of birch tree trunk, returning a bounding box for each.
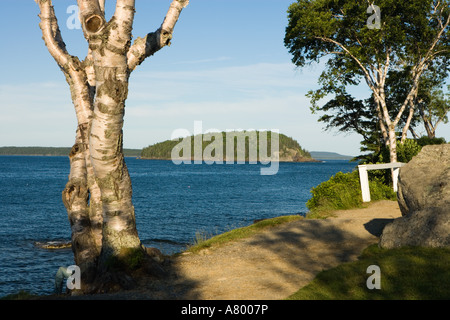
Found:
[36,0,188,293]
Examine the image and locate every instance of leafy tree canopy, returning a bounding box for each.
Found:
[285,0,450,163]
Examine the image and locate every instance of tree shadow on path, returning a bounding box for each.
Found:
[51,206,398,300]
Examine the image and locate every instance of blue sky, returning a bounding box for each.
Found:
[0,1,448,156]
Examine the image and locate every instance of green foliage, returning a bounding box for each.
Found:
[362,137,439,187]
[306,171,396,216]
[285,0,450,80]
[416,136,447,146]
[418,84,450,136]
[369,137,445,166]
[141,140,181,159]
[396,139,422,163]
[287,245,450,300]
[285,0,450,164]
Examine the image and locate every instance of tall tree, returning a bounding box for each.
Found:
[35,0,188,292]
[417,83,450,139]
[285,0,450,163]
[384,65,450,139]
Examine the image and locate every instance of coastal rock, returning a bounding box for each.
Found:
[396,144,450,216]
[144,246,165,263]
[35,240,72,250]
[380,144,450,248]
[380,205,450,248]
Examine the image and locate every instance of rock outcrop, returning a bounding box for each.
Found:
[380,144,450,248]
[35,240,72,250]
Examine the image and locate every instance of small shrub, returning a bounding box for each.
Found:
[396,139,422,163]
[416,136,446,146]
[361,139,422,188]
[306,171,396,215]
[306,171,361,214]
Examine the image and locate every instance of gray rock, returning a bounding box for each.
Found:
[144,246,165,263]
[380,144,450,248]
[396,144,450,216]
[380,205,450,248]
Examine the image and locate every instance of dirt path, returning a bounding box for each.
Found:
[66,200,401,300]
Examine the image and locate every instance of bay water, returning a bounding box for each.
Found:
[0,156,356,297]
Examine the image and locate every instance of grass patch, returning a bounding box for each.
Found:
[1,290,37,300]
[287,245,450,300]
[185,215,303,254]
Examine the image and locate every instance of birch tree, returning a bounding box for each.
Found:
[417,84,450,139]
[35,0,188,292]
[285,0,450,163]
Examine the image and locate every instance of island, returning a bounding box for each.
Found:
[141,131,319,162]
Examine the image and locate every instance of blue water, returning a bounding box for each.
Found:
[0,156,356,297]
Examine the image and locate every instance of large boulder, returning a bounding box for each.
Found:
[396,144,450,216]
[380,144,450,248]
[380,205,450,248]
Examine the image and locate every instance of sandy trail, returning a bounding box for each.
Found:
[87,200,401,300]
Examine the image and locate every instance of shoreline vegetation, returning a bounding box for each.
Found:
[0,146,142,158]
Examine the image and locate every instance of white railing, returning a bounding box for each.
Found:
[358,162,406,202]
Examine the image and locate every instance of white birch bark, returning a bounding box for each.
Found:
[36,0,101,287]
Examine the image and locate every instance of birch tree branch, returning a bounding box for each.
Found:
[114,0,136,27]
[127,0,189,71]
[316,36,378,94]
[401,99,417,143]
[393,9,449,126]
[108,0,136,53]
[161,0,189,37]
[77,0,106,36]
[35,0,71,71]
[99,0,106,14]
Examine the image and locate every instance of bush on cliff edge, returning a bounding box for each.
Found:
[306,170,396,217]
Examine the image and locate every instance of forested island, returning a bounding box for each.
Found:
[141,131,318,162]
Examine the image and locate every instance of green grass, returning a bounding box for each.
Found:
[185,215,303,254]
[1,290,37,300]
[287,245,450,300]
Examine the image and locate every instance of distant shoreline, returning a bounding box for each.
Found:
[0,147,141,158]
[309,151,354,161]
[0,147,354,161]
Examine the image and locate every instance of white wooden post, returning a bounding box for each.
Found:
[392,167,400,192]
[358,162,406,202]
[358,165,371,202]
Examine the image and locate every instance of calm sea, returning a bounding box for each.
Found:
[0,156,356,297]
